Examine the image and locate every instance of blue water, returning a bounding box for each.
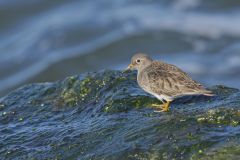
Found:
[0,0,240,97]
[0,71,240,159]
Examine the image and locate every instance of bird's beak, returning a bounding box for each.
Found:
[124,64,133,72]
[126,64,133,70]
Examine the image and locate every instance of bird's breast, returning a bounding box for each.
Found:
[137,71,151,92]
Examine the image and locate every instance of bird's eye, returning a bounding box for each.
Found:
[136,59,141,63]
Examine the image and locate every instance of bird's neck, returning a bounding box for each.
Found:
[138,62,152,72]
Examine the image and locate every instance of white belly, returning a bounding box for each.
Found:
[151,93,174,102]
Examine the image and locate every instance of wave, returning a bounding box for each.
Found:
[0,0,240,96]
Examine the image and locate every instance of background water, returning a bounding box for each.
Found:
[0,0,240,97]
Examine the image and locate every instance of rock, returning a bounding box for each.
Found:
[0,70,239,159]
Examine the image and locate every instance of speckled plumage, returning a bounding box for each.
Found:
[138,61,213,101]
[126,53,214,112]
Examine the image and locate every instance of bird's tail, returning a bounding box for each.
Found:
[200,89,215,96]
[203,93,215,96]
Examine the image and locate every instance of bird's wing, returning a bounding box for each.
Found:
[145,62,209,97]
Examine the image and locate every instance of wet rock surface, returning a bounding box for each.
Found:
[0,70,239,160]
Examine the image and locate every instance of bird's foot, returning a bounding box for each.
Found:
[151,104,164,112]
[154,109,166,113]
[151,102,171,112]
[150,103,162,108]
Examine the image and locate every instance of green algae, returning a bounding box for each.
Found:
[57,71,137,110]
[193,145,240,160]
[61,89,79,106]
[104,96,160,113]
[59,75,95,106]
[197,108,240,126]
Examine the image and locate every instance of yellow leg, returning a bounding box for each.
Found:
[151,101,171,112]
[162,101,171,112]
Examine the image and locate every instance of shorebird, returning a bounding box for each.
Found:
[126,53,214,112]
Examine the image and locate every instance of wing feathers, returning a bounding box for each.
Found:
[144,61,213,98]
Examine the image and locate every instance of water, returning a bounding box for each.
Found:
[0,0,240,97]
[0,70,240,159]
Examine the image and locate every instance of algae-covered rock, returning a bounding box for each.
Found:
[0,70,240,160]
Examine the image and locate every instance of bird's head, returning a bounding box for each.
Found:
[126,53,153,71]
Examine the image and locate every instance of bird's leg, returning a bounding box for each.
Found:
[162,101,171,112]
[152,101,171,112]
